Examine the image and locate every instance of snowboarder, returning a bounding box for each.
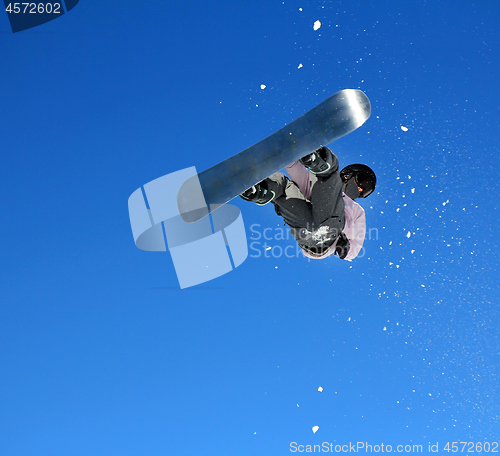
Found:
[240,146,376,260]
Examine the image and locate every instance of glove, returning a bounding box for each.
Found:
[335,232,350,259]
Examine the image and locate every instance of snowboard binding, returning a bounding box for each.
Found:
[300,146,335,175]
[240,181,276,205]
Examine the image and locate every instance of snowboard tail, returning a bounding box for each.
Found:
[177,89,371,223]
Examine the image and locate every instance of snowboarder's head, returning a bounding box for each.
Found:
[340,164,376,200]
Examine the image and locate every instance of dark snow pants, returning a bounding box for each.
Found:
[263,155,345,256]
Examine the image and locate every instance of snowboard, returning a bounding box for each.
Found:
[177,88,371,223]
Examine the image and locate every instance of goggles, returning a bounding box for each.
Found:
[354,172,375,198]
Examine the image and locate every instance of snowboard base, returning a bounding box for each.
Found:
[177,89,371,223]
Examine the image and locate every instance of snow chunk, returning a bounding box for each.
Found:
[401,126,409,132]
[312,426,320,434]
[260,84,266,90]
[406,231,411,238]
[313,20,322,31]
[383,326,387,331]
[411,188,415,193]
[298,63,303,69]
[318,386,323,392]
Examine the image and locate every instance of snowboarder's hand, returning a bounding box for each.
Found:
[335,232,350,260]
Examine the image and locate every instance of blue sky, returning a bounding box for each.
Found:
[1,1,499,455]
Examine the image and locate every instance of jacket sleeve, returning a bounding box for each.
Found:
[285,161,312,200]
[343,196,366,261]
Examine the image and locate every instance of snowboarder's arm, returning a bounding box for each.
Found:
[285,161,312,200]
[343,197,366,261]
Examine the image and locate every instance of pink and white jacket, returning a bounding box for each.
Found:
[285,161,366,261]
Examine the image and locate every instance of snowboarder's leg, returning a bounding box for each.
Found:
[299,146,345,228]
[268,157,342,249]
[310,175,345,228]
[241,157,345,255]
[309,170,345,244]
[271,177,315,229]
[295,148,346,252]
[271,180,339,252]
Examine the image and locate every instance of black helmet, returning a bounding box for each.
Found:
[340,164,377,199]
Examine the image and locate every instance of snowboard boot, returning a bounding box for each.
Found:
[300,146,335,176]
[240,180,276,205]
